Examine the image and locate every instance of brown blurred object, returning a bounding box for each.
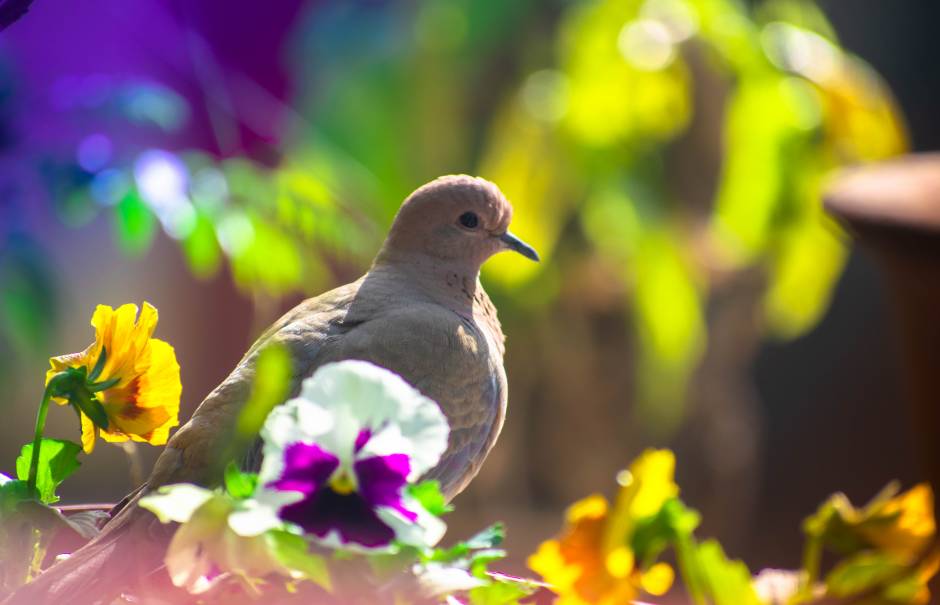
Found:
[824,154,940,517]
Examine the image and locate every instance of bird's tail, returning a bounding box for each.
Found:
[4,489,174,605]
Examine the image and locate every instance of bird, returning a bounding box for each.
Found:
[7,174,538,604]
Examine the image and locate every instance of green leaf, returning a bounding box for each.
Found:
[694,540,763,605]
[465,523,505,550]
[112,188,157,256]
[182,211,222,279]
[235,344,292,440]
[266,529,331,590]
[0,476,32,514]
[825,551,905,598]
[468,577,532,605]
[632,497,701,566]
[632,228,706,435]
[408,481,452,516]
[87,346,108,382]
[71,393,109,430]
[469,549,507,578]
[14,439,82,504]
[426,523,506,565]
[224,462,258,500]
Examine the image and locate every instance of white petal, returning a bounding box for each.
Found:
[258,397,335,487]
[376,501,447,548]
[305,361,450,477]
[227,503,284,537]
[416,564,487,597]
[166,519,215,592]
[139,484,214,523]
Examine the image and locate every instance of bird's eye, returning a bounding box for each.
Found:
[458,212,479,229]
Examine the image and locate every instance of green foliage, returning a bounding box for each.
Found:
[224,463,259,500]
[691,540,763,605]
[408,481,453,517]
[235,343,293,441]
[5,0,906,436]
[264,529,332,590]
[112,188,157,256]
[14,439,81,505]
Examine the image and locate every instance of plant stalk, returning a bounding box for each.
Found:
[26,384,55,497]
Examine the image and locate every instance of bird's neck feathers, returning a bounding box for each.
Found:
[371,251,485,319]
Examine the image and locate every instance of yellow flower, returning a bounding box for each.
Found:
[860,483,935,561]
[46,302,181,453]
[528,450,677,605]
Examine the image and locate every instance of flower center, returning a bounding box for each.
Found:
[330,472,356,495]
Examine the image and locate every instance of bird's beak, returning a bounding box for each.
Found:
[499,231,540,262]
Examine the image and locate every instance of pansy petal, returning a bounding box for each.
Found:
[301,361,449,477]
[80,413,97,454]
[140,484,215,523]
[376,500,446,548]
[227,505,283,538]
[354,454,414,521]
[267,442,339,495]
[166,519,217,592]
[279,489,397,549]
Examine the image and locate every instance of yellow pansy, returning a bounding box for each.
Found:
[528,450,677,604]
[46,302,181,453]
[860,483,935,561]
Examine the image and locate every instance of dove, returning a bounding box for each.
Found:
[7,174,538,605]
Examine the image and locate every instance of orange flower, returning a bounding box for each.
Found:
[528,450,676,605]
[46,302,181,453]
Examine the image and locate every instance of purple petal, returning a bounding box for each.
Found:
[355,454,417,522]
[354,429,372,453]
[268,442,339,496]
[279,490,396,548]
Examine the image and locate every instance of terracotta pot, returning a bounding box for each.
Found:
[824,153,940,517]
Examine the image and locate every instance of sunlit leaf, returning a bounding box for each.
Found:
[632,229,706,433]
[112,188,157,256]
[181,210,222,278]
[235,343,293,441]
[479,101,568,289]
[804,483,935,562]
[224,462,258,500]
[265,529,332,590]
[693,539,762,605]
[14,439,82,504]
[764,214,847,338]
[559,0,691,146]
[712,75,822,258]
[408,481,452,517]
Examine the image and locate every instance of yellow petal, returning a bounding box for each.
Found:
[529,540,581,592]
[627,449,678,519]
[80,413,97,454]
[46,349,94,405]
[605,547,634,579]
[99,338,181,446]
[639,562,674,596]
[567,494,609,524]
[102,304,142,384]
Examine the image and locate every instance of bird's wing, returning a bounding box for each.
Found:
[148,280,362,487]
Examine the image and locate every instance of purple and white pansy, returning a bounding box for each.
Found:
[252,360,449,550]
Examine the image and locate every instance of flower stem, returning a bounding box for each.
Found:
[800,535,823,598]
[674,532,707,605]
[26,384,55,497]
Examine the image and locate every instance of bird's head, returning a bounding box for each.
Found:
[376,175,539,271]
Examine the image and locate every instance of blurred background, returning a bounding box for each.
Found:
[0,0,937,578]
